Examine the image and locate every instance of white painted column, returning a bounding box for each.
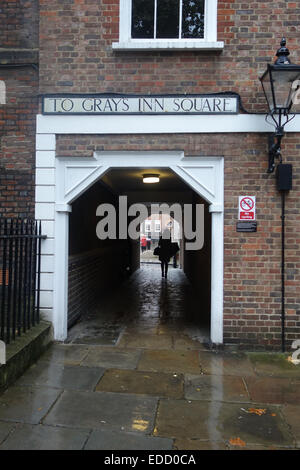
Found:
[209,205,224,344]
[53,204,72,341]
[35,133,56,323]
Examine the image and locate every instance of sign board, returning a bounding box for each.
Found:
[236,221,257,233]
[42,94,239,115]
[239,196,256,220]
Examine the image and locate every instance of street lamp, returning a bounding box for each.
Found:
[260,38,300,352]
[260,37,300,173]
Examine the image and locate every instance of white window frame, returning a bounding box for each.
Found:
[112,0,223,51]
[145,221,152,232]
[155,221,161,232]
[0,81,6,105]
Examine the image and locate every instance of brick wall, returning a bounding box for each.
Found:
[0,0,39,218]
[68,244,129,327]
[68,176,135,327]
[30,1,300,348]
[0,67,38,217]
[0,0,39,49]
[184,195,211,326]
[39,1,300,113]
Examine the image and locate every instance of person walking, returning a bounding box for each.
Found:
[146,235,151,251]
[158,228,172,278]
[141,234,147,253]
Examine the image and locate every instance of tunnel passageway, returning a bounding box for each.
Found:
[66,264,210,347]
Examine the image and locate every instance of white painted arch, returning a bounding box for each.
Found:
[36,146,224,344]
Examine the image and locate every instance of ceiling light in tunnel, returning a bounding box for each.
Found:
[143,174,160,184]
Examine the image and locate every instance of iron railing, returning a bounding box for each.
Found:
[0,219,46,344]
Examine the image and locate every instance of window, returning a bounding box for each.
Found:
[132,0,205,40]
[155,221,161,232]
[145,221,151,232]
[113,0,223,51]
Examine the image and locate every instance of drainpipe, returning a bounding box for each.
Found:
[281,191,286,352]
[276,163,293,353]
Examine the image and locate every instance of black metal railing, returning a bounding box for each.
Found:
[0,218,46,344]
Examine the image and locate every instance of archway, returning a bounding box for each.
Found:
[38,151,223,344]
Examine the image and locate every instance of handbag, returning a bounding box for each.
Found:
[153,247,160,256]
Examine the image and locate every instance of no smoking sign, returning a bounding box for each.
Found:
[239,196,256,220]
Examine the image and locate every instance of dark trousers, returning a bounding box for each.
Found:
[160,261,169,277]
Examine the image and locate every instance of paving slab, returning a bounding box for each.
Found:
[199,351,256,377]
[85,428,173,450]
[81,347,141,370]
[44,390,157,433]
[156,320,187,335]
[173,335,207,350]
[0,421,15,445]
[0,423,90,450]
[96,369,184,399]
[245,376,300,405]
[40,344,90,366]
[117,333,173,350]
[184,374,249,402]
[154,399,293,446]
[1,265,300,450]
[248,353,300,378]
[138,350,202,375]
[281,405,300,447]
[16,362,105,391]
[69,325,122,346]
[123,325,158,336]
[226,442,293,450]
[0,386,61,425]
[173,438,227,450]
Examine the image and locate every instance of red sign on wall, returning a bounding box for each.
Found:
[239,196,256,220]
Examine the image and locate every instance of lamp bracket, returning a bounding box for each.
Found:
[268,132,283,173]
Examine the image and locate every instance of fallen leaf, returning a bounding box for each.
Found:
[229,437,246,447]
[271,413,276,417]
[287,356,300,365]
[247,408,266,416]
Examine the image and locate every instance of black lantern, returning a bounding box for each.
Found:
[260,38,300,172]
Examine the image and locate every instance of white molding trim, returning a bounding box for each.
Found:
[58,152,222,206]
[112,40,224,51]
[0,80,6,105]
[36,113,300,135]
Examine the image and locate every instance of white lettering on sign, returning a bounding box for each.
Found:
[43,95,238,115]
[238,196,256,221]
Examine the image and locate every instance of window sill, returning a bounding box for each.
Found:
[112,40,224,52]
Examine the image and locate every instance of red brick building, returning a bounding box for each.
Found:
[0,0,38,218]
[1,1,300,350]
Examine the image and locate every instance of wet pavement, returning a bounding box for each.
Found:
[0,264,299,450]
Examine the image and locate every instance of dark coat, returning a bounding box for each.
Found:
[158,237,172,262]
